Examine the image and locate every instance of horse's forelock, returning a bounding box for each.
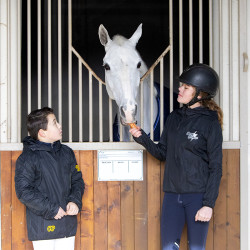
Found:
[112,35,128,46]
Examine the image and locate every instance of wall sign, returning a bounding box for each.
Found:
[98,150,143,181]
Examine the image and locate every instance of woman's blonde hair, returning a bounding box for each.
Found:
[199,92,223,129]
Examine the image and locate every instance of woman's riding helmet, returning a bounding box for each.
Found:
[178,63,219,106]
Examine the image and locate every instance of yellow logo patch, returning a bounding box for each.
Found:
[75,165,80,171]
[47,225,55,232]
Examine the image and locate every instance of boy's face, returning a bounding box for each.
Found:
[40,114,62,143]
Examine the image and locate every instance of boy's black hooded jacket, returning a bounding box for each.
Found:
[15,136,85,241]
[134,106,222,208]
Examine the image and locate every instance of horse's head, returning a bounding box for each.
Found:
[99,24,145,125]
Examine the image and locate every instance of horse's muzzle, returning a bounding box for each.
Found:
[120,104,137,124]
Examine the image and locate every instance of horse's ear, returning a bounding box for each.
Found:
[98,24,111,46]
[129,23,142,47]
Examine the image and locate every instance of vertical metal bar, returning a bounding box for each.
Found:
[140,81,144,129]
[89,72,93,142]
[99,82,103,142]
[7,0,11,142]
[189,0,193,65]
[38,0,41,108]
[17,0,21,142]
[160,59,164,134]
[78,60,82,142]
[68,0,72,142]
[150,71,154,140]
[229,0,233,141]
[179,0,183,74]
[48,0,52,107]
[58,0,62,125]
[209,0,213,67]
[109,98,113,142]
[27,0,31,114]
[119,110,123,141]
[199,0,203,63]
[169,0,173,112]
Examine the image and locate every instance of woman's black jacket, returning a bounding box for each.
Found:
[134,106,222,208]
[15,136,85,241]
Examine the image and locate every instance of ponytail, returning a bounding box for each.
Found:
[200,92,223,129]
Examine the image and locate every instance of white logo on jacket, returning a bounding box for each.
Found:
[186,131,198,141]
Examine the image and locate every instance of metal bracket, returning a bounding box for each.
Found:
[243,52,248,72]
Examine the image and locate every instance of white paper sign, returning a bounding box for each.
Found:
[98,150,143,181]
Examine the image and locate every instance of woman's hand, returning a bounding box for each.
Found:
[195,206,213,222]
[129,126,142,138]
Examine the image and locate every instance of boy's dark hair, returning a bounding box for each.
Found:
[27,107,54,140]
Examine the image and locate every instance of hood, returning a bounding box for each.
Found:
[178,105,218,119]
[22,136,61,152]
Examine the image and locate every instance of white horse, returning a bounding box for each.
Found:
[98,24,158,141]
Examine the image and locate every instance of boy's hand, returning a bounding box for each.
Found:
[54,207,67,220]
[66,202,79,215]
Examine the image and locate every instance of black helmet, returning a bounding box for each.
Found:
[178,63,219,106]
[178,63,219,97]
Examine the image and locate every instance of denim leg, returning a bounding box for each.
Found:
[161,193,186,250]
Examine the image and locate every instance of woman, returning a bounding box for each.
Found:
[130,64,223,250]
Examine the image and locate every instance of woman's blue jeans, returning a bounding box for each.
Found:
[161,193,209,250]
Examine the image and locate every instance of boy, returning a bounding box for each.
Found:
[15,107,85,250]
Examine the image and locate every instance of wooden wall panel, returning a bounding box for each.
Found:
[0,149,240,250]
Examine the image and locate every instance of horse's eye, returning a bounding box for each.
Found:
[137,62,141,69]
[103,63,110,70]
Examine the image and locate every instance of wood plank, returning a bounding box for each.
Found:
[147,152,161,250]
[180,224,188,250]
[134,151,147,250]
[79,151,94,250]
[74,150,81,250]
[94,151,108,249]
[206,214,214,250]
[11,151,27,250]
[213,149,228,250]
[108,181,121,250]
[121,181,134,250]
[1,151,12,250]
[227,149,240,250]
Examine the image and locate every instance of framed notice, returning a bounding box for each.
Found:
[98,150,143,181]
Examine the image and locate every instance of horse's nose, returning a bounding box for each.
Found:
[120,104,137,123]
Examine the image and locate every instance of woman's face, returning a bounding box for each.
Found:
[177,83,196,105]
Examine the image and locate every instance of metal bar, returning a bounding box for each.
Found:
[7,0,11,142]
[160,59,164,134]
[189,0,193,65]
[27,0,31,114]
[179,0,183,74]
[99,82,103,142]
[169,0,173,112]
[229,0,233,141]
[68,0,72,142]
[17,0,21,142]
[48,0,52,107]
[140,81,144,129]
[58,0,62,125]
[89,72,93,142]
[140,46,170,83]
[79,60,82,142]
[72,47,106,85]
[150,71,154,140]
[209,0,213,67]
[109,98,113,142]
[38,0,41,108]
[199,0,203,63]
